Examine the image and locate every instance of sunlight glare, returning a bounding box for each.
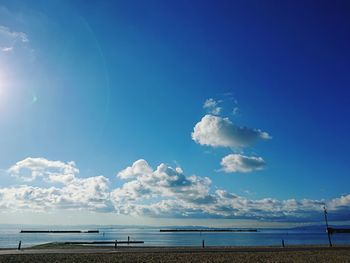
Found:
[0,69,10,105]
[0,73,4,99]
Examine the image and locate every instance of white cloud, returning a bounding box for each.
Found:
[327,194,350,210]
[2,157,350,222]
[0,176,110,211]
[0,25,29,53]
[112,160,212,212]
[203,98,216,108]
[110,159,350,221]
[232,107,239,116]
[8,157,78,184]
[0,25,28,43]
[203,98,222,115]
[1,46,12,52]
[221,154,266,173]
[60,176,110,210]
[117,159,153,179]
[2,157,111,211]
[192,114,271,148]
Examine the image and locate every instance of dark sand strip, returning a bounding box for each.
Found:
[1,246,350,262]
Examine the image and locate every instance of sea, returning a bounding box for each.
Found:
[0,225,349,249]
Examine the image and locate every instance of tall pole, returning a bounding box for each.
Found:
[324,206,332,247]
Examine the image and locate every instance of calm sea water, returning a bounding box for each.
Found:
[0,225,349,248]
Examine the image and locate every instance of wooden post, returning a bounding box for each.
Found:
[18,240,21,250]
[115,240,117,249]
[282,239,285,248]
[324,206,332,247]
[128,236,130,244]
[202,240,205,248]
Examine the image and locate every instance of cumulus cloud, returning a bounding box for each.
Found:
[117,159,153,179]
[192,114,271,148]
[8,157,79,184]
[221,154,266,173]
[0,175,110,211]
[112,160,212,213]
[110,159,350,221]
[2,157,350,222]
[203,98,222,115]
[2,157,111,211]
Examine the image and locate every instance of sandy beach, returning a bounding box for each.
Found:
[1,245,350,262]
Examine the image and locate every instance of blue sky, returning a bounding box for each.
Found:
[0,0,349,226]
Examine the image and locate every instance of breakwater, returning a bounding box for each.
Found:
[160,229,258,232]
[20,230,99,233]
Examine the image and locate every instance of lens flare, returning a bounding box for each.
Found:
[31,95,38,104]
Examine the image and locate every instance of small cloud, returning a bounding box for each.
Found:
[243,190,256,196]
[192,114,271,148]
[203,98,222,115]
[0,25,28,43]
[203,98,216,108]
[220,154,266,173]
[232,107,239,116]
[1,46,13,52]
[0,25,31,56]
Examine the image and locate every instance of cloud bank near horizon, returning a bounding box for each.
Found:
[1,157,350,222]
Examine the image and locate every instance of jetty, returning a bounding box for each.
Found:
[160,229,257,232]
[327,227,350,234]
[20,230,99,233]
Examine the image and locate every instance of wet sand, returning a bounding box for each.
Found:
[1,245,350,262]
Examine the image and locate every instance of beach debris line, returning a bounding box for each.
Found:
[20,230,99,233]
[160,229,258,232]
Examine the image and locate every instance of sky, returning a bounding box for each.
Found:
[0,0,349,227]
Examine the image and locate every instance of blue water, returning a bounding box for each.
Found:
[0,225,349,248]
